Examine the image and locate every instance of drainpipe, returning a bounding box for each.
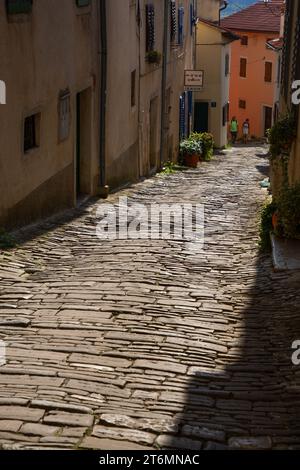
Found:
[99,0,109,197]
[159,0,169,169]
[219,1,228,25]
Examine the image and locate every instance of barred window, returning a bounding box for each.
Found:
[146,4,155,52]
[178,6,184,46]
[170,0,177,43]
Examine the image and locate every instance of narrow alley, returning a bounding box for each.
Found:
[0,146,300,450]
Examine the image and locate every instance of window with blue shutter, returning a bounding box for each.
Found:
[76,0,90,6]
[190,3,194,36]
[178,6,184,46]
[146,4,155,52]
[170,0,177,43]
[6,0,32,14]
[179,93,186,141]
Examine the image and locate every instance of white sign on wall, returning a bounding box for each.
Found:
[184,70,204,92]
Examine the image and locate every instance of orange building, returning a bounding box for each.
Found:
[221,1,283,139]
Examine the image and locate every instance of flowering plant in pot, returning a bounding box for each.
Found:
[179,139,202,168]
[190,132,214,161]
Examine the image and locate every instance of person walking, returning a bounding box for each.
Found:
[230,117,238,144]
[242,118,250,144]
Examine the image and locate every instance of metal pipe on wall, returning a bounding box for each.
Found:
[159,0,170,168]
[99,0,108,195]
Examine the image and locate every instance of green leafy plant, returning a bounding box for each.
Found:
[146,50,162,64]
[259,200,277,252]
[190,132,214,161]
[179,139,202,157]
[0,228,16,250]
[160,161,187,174]
[267,114,296,161]
[275,183,300,239]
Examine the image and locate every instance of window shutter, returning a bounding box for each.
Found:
[265,62,273,82]
[179,93,186,140]
[190,3,194,36]
[178,6,184,46]
[6,0,33,14]
[170,0,177,43]
[146,4,155,52]
[58,91,71,142]
[76,0,90,6]
[240,58,247,78]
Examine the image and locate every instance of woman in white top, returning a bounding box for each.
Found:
[242,119,250,144]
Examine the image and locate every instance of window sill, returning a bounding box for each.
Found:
[7,13,31,23]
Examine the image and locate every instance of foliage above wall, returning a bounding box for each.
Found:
[267,114,296,161]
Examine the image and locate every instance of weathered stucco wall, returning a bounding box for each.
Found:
[0,0,100,229]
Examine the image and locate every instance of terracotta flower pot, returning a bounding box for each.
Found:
[272,212,279,230]
[184,153,199,168]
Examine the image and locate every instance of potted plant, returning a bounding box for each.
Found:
[190,132,214,161]
[180,139,202,168]
[146,50,162,65]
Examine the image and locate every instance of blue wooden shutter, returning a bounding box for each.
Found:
[190,3,194,36]
[179,94,186,140]
[178,6,184,46]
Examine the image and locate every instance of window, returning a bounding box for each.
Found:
[240,58,247,78]
[76,0,90,6]
[239,99,246,109]
[146,4,155,52]
[24,113,40,153]
[58,91,71,142]
[241,36,248,46]
[178,6,184,46]
[170,0,177,43]
[225,54,230,76]
[131,70,136,107]
[265,61,273,82]
[6,0,32,14]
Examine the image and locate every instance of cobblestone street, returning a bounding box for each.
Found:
[1,145,300,450]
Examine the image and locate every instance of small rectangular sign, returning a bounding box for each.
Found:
[184,70,204,88]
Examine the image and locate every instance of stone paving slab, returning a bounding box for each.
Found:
[1,145,300,449]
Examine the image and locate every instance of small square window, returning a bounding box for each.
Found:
[239,99,246,109]
[24,113,40,153]
[241,36,248,46]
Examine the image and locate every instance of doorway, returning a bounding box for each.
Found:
[263,106,273,136]
[150,97,159,170]
[194,102,209,133]
[76,88,92,199]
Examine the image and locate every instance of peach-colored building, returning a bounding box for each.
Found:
[221,1,283,139]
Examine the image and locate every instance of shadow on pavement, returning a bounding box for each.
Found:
[164,257,300,451]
